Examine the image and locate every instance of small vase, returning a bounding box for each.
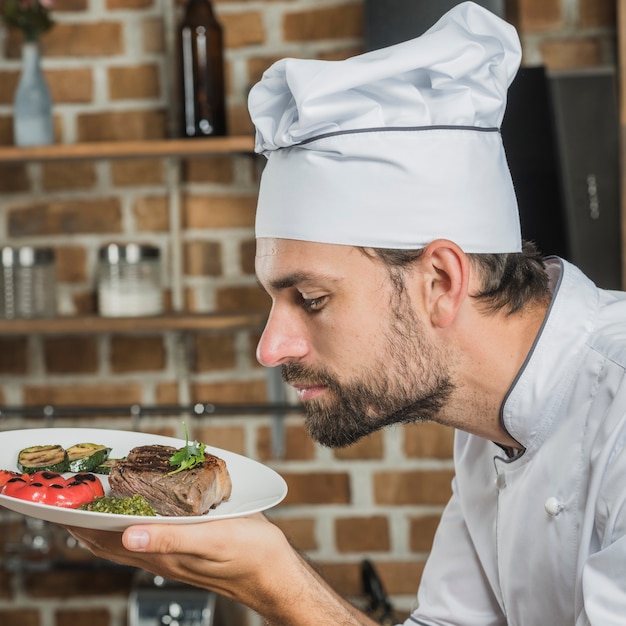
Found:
[13,41,53,147]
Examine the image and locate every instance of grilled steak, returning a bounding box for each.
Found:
[108,444,232,516]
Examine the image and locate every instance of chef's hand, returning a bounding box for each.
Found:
[65,514,379,626]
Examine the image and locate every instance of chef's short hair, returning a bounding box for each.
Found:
[365,241,550,316]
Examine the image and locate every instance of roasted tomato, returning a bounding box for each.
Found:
[1,476,46,502]
[29,471,66,487]
[0,471,104,509]
[0,470,23,488]
[73,472,105,498]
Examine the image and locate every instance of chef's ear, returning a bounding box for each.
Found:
[419,239,470,329]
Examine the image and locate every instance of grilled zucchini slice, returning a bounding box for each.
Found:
[17,445,69,474]
[67,443,111,473]
[93,457,123,475]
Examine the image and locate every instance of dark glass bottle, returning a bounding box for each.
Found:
[178,0,227,138]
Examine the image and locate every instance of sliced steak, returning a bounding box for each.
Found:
[108,444,232,516]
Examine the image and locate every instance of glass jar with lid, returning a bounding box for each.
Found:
[97,243,163,317]
[0,246,57,319]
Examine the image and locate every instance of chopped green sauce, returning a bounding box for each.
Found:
[79,494,157,516]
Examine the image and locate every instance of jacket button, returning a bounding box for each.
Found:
[544,497,563,516]
[495,473,506,490]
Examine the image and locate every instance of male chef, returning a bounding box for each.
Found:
[68,3,626,624]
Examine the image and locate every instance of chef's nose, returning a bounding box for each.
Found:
[256,307,309,367]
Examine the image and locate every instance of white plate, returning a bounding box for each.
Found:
[0,427,288,531]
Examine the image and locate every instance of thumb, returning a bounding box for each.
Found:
[122,514,267,555]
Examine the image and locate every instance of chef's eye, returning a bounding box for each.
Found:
[301,295,327,312]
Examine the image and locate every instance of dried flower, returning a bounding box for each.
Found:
[1,0,55,42]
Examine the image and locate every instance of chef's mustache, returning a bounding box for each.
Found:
[281,362,338,389]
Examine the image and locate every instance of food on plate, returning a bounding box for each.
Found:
[17,441,113,475]
[18,445,69,473]
[0,471,104,508]
[0,469,22,487]
[79,493,157,516]
[66,443,112,473]
[93,457,123,475]
[109,444,232,516]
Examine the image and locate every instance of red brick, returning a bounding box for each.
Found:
[55,608,111,626]
[403,422,454,459]
[409,514,442,553]
[0,610,39,626]
[55,0,88,11]
[195,424,246,455]
[156,381,179,404]
[191,379,268,403]
[239,238,256,275]
[43,336,99,374]
[335,515,390,553]
[580,0,616,28]
[185,240,223,276]
[0,69,19,104]
[142,17,165,53]
[0,115,13,146]
[333,431,383,460]
[107,0,154,8]
[48,68,93,103]
[282,3,363,42]
[133,195,170,231]
[108,64,161,100]
[373,559,425,595]
[23,383,143,406]
[256,422,316,461]
[0,570,13,599]
[272,517,318,551]
[110,336,166,373]
[41,22,124,57]
[193,333,236,371]
[517,0,562,31]
[183,194,257,228]
[182,155,236,184]
[373,470,454,505]
[215,284,271,313]
[540,37,605,69]
[0,337,28,374]
[111,159,165,186]
[282,471,350,505]
[77,110,168,141]
[7,202,122,237]
[221,11,266,48]
[227,102,255,135]
[41,161,97,191]
[318,561,362,596]
[23,567,134,597]
[0,163,29,192]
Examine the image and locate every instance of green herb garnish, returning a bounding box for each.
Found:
[168,422,206,475]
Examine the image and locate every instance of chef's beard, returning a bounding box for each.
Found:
[282,304,455,448]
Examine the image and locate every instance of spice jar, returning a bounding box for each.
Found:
[0,246,57,319]
[97,243,163,317]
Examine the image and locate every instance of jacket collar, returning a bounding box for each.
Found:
[500,257,600,453]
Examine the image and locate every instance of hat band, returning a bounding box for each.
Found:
[293,125,500,148]
[256,127,522,253]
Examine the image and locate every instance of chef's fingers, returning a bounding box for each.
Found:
[64,525,125,553]
[122,512,271,558]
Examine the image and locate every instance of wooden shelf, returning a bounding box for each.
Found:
[0,135,256,163]
[0,311,266,335]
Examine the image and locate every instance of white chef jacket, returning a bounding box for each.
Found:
[406,257,626,626]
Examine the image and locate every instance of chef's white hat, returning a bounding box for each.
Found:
[248,1,523,253]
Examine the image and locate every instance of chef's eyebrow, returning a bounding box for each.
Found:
[257,272,340,293]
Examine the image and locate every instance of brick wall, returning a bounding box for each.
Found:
[0,0,618,625]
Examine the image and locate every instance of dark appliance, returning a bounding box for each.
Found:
[364,0,506,51]
[128,570,216,626]
[364,1,623,289]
